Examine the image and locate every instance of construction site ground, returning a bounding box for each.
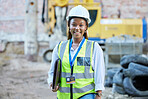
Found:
[0,52,147,99]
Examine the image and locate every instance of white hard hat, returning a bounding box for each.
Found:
[66,5,91,24]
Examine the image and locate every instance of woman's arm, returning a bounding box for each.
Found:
[47,44,59,87]
[92,42,105,91]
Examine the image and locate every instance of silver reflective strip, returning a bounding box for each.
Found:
[85,41,92,57]
[60,41,68,60]
[73,83,95,93]
[61,72,94,79]
[59,83,95,93]
[85,41,93,73]
[59,86,70,93]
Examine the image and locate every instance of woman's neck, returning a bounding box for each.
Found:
[72,37,83,44]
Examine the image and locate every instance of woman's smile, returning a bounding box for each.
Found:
[69,18,87,39]
[74,32,81,35]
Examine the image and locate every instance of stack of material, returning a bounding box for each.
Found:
[105,54,148,97]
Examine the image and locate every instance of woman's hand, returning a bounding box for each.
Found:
[50,83,60,92]
[95,90,102,99]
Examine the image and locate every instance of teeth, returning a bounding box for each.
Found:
[74,32,81,33]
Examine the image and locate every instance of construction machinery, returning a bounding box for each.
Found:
[41,0,147,63]
[42,0,147,43]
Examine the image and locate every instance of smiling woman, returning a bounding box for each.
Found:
[69,18,87,42]
[67,17,89,40]
[47,5,105,99]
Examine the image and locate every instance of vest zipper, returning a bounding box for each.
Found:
[70,65,74,99]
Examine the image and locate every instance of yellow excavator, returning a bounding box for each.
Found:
[41,0,147,62]
[41,0,147,43]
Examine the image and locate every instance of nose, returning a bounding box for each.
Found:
[75,25,80,30]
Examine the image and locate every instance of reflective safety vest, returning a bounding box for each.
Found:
[57,39,95,99]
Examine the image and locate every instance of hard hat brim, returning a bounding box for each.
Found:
[66,16,91,24]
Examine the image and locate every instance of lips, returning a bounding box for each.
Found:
[74,32,81,36]
[74,32,81,34]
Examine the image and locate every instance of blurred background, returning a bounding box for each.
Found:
[0,0,148,99]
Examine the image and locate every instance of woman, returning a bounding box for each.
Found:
[47,5,105,99]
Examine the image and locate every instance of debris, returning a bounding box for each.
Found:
[106,54,148,97]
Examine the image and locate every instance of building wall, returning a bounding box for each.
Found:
[101,0,148,18]
[0,0,44,34]
[0,0,148,34]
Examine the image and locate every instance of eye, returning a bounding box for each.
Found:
[79,25,84,27]
[71,24,77,27]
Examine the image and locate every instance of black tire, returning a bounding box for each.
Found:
[120,54,148,68]
[43,49,53,63]
[123,77,148,97]
[105,68,121,87]
[107,68,121,78]
[123,63,148,97]
[112,83,126,94]
[105,77,113,87]
[123,63,148,77]
[113,68,124,87]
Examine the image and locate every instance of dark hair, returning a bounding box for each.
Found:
[67,17,88,40]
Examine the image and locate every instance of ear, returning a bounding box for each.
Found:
[85,27,88,31]
[85,25,88,30]
[69,28,71,33]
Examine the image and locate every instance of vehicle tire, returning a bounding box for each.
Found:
[123,63,148,77]
[120,54,148,68]
[43,49,53,63]
[105,77,113,87]
[105,68,121,87]
[107,68,121,78]
[123,77,148,97]
[112,83,126,94]
[123,63,148,97]
[113,68,124,86]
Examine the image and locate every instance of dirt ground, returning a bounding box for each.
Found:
[0,54,146,99]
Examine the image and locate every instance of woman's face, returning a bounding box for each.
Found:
[69,18,87,39]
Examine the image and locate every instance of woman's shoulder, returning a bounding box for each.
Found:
[59,40,69,45]
[87,40,103,51]
[87,40,99,46]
